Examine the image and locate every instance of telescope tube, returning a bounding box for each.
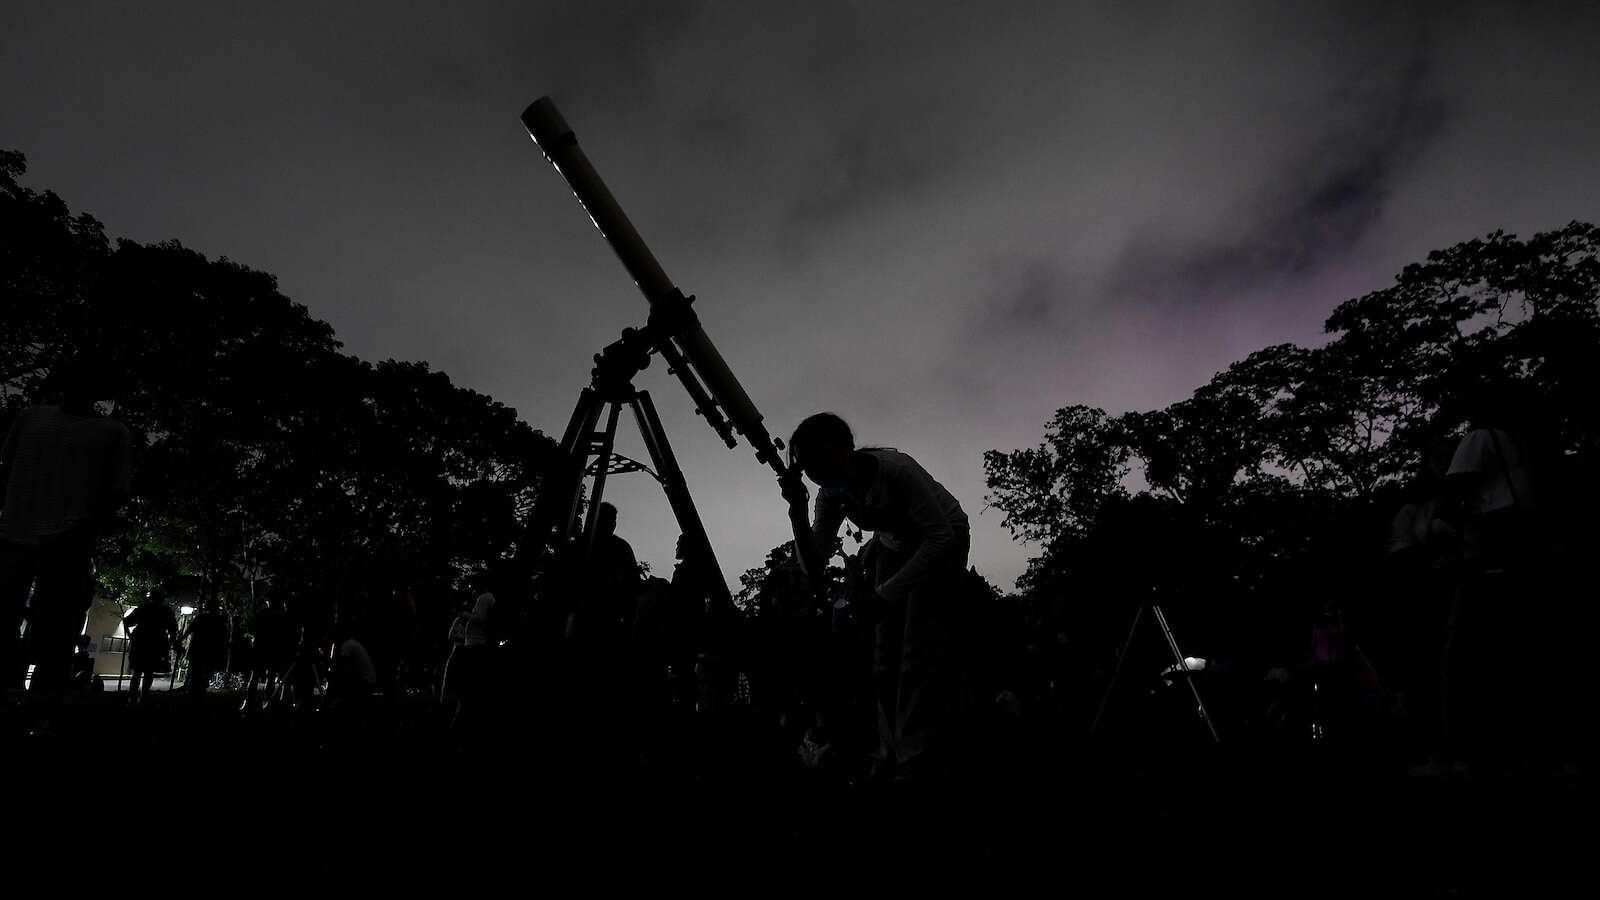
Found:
[521,98,786,474]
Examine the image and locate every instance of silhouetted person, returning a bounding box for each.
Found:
[565,504,643,759]
[666,535,710,713]
[1384,443,1461,772]
[241,596,292,711]
[1439,381,1564,775]
[69,633,97,690]
[125,592,178,702]
[464,590,497,652]
[282,626,326,712]
[451,588,499,741]
[628,574,674,761]
[376,588,417,708]
[183,598,228,702]
[579,502,640,644]
[1304,595,1379,744]
[0,355,131,694]
[782,412,970,791]
[329,626,378,714]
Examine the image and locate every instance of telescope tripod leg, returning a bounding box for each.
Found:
[579,402,625,556]
[1150,604,1221,745]
[517,388,605,577]
[1090,605,1146,736]
[627,391,734,616]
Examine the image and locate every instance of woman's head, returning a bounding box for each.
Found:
[789,412,854,487]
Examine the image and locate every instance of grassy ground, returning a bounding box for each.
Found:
[2,689,1588,896]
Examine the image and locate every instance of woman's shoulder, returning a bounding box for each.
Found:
[867,447,940,481]
[859,446,911,466]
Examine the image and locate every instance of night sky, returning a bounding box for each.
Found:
[5,1,1598,591]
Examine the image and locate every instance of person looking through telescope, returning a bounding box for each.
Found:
[781,413,970,791]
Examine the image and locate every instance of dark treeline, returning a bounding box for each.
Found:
[2,150,559,641]
[984,221,1599,694]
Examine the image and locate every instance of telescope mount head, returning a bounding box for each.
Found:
[590,326,653,404]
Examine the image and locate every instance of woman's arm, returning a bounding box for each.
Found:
[781,472,838,583]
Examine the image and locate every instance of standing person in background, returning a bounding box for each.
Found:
[182,598,228,703]
[69,634,98,690]
[240,595,293,712]
[570,504,642,762]
[452,586,499,739]
[376,587,417,710]
[666,535,710,716]
[464,588,497,651]
[1440,382,1570,777]
[329,625,378,714]
[1386,444,1461,775]
[578,502,640,645]
[0,354,132,696]
[782,412,971,793]
[630,574,673,765]
[125,591,179,703]
[282,625,327,713]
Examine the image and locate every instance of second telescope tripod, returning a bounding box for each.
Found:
[1090,600,1222,744]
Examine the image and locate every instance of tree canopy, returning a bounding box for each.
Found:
[2,151,560,625]
[985,222,1600,655]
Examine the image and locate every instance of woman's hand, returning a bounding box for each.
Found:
[779,470,809,516]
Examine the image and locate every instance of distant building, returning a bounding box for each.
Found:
[83,596,135,677]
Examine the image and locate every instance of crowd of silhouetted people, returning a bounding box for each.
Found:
[3,360,1589,790]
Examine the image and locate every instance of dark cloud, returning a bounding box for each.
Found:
[512,0,702,115]
[1109,51,1451,301]
[969,257,1068,336]
[783,124,936,226]
[678,100,750,152]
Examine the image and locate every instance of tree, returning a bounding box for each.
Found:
[1,150,561,634]
[1,150,111,405]
[1324,221,1600,490]
[981,405,1129,546]
[986,222,1600,658]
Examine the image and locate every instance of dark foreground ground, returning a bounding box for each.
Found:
[2,691,1590,897]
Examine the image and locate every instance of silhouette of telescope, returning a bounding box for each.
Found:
[521,96,787,477]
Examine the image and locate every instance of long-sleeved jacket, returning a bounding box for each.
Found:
[805,448,968,603]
